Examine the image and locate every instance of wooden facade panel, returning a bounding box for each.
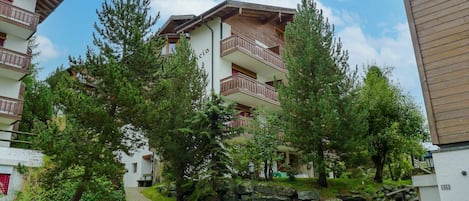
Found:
[434,107,469,121]
[414,1,469,26]
[421,33,469,57]
[225,15,285,49]
[422,45,469,64]
[429,76,469,92]
[417,14,469,39]
[430,83,469,99]
[434,100,469,117]
[427,68,469,85]
[426,60,469,78]
[424,53,469,70]
[410,0,450,13]
[438,123,469,135]
[437,117,469,129]
[419,27,469,51]
[418,21,469,46]
[432,91,469,106]
[438,132,469,145]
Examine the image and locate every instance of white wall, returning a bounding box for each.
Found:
[12,0,37,12]
[189,18,232,95]
[0,147,43,167]
[0,79,21,99]
[433,147,469,201]
[4,34,29,54]
[121,143,153,187]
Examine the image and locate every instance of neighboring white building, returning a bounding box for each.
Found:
[0,0,63,200]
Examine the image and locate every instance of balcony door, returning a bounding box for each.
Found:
[232,63,256,79]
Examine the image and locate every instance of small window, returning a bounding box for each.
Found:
[0,32,6,47]
[132,163,137,173]
[0,174,10,195]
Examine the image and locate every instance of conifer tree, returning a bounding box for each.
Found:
[279,0,356,187]
[41,0,164,200]
[143,35,207,201]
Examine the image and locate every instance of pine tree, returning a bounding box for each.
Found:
[41,0,164,200]
[279,0,356,187]
[143,35,207,201]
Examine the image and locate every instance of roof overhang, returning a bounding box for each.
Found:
[175,0,295,33]
[36,0,64,23]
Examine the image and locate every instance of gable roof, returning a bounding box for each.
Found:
[175,0,295,33]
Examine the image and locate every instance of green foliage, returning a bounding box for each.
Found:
[187,93,240,201]
[142,34,207,201]
[142,186,176,201]
[279,0,357,187]
[357,66,428,182]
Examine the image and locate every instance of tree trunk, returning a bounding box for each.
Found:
[264,160,268,180]
[175,180,184,201]
[372,154,385,183]
[71,169,91,201]
[317,141,328,188]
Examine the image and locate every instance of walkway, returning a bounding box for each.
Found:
[125,187,151,201]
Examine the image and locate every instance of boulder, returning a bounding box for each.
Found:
[297,190,320,201]
[255,183,296,197]
[336,194,366,201]
[238,182,253,194]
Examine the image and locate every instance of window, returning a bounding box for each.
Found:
[132,163,137,173]
[162,42,177,55]
[232,63,257,79]
[0,32,6,47]
[0,174,10,195]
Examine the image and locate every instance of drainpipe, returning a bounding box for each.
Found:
[202,17,214,92]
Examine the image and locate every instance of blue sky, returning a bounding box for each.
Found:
[34,0,423,110]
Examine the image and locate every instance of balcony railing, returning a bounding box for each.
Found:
[0,95,23,118]
[0,1,39,30]
[0,47,31,72]
[230,117,251,128]
[221,34,286,72]
[220,73,279,105]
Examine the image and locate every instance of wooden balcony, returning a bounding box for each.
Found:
[229,117,251,128]
[0,95,23,124]
[0,47,31,80]
[220,74,280,111]
[0,1,39,39]
[221,34,286,81]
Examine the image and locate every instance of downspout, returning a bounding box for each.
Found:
[202,17,215,92]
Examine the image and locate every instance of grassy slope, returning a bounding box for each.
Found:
[141,186,175,201]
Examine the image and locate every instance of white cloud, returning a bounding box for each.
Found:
[34,35,60,63]
[151,0,218,22]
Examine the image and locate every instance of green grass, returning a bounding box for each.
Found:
[141,186,175,201]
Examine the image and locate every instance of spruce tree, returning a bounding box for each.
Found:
[279,0,355,187]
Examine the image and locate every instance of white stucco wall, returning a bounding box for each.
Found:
[0,126,12,147]
[433,147,469,201]
[189,18,232,95]
[11,0,37,12]
[0,147,43,167]
[0,79,21,99]
[121,146,153,187]
[412,174,440,201]
[3,34,29,54]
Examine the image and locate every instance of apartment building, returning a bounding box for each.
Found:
[405,0,469,200]
[156,1,314,178]
[0,0,62,199]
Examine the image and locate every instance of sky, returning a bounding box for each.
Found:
[34,0,424,111]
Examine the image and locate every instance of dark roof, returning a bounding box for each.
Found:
[158,15,196,35]
[35,0,64,23]
[175,0,295,33]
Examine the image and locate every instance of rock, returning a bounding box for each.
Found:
[336,194,366,201]
[238,182,253,194]
[257,195,291,201]
[255,183,296,197]
[297,190,320,201]
[325,199,343,201]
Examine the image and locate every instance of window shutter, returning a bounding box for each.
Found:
[0,174,10,195]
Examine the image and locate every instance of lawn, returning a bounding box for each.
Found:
[141,186,175,201]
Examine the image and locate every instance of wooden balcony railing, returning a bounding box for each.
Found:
[220,74,279,105]
[0,47,31,72]
[0,96,23,118]
[0,1,39,30]
[221,34,286,72]
[230,117,251,128]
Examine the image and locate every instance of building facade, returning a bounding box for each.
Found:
[157,1,314,178]
[405,0,469,200]
[0,0,62,199]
